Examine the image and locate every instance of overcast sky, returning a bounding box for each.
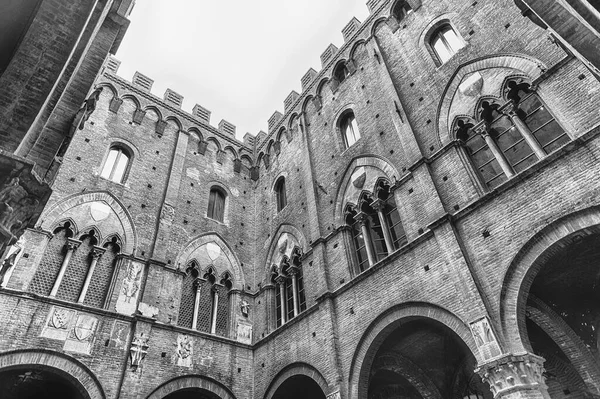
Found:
[115,0,370,139]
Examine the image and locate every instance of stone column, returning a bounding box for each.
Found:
[50,238,81,297]
[77,245,106,303]
[476,353,550,399]
[275,275,287,325]
[263,283,277,332]
[371,199,394,254]
[480,127,515,178]
[506,104,546,159]
[356,212,376,267]
[289,267,300,317]
[191,278,203,330]
[210,285,219,334]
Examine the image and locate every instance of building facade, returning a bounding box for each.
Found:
[1,0,600,398]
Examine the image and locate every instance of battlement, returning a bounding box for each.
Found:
[102,55,257,147]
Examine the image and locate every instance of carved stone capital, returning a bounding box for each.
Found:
[354,212,370,226]
[274,275,287,286]
[287,265,300,276]
[91,246,106,260]
[370,199,387,213]
[476,353,547,398]
[66,238,82,252]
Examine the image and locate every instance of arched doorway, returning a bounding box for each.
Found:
[0,367,87,399]
[367,318,491,399]
[271,375,327,399]
[520,233,600,396]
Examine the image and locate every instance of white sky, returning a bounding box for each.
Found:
[115,0,371,140]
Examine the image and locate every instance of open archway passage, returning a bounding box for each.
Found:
[368,319,492,399]
[524,233,600,396]
[0,367,86,399]
[272,375,327,399]
[164,388,221,399]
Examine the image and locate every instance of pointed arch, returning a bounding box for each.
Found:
[205,136,222,152]
[223,145,238,160]
[187,127,204,142]
[165,115,183,131]
[175,232,245,290]
[371,16,390,37]
[96,82,118,99]
[264,224,308,274]
[349,39,367,61]
[143,105,163,121]
[436,54,547,145]
[334,155,400,225]
[38,191,137,254]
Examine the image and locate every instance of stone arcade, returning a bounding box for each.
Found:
[1,0,600,398]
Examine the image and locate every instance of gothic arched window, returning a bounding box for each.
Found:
[275,177,287,212]
[29,221,121,309]
[272,248,307,327]
[101,145,131,183]
[430,24,464,64]
[340,111,360,148]
[345,181,407,273]
[178,264,233,337]
[334,62,350,85]
[456,80,569,189]
[207,187,226,222]
[392,0,413,22]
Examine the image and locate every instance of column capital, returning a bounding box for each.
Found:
[193,277,205,290]
[354,212,370,226]
[274,275,287,286]
[370,198,387,212]
[287,265,300,276]
[476,353,548,399]
[66,238,82,251]
[91,246,106,259]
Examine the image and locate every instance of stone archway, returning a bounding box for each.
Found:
[500,206,600,396]
[0,349,105,399]
[146,375,236,399]
[348,302,484,399]
[264,363,330,399]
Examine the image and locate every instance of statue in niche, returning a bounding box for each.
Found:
[240,300,250,317]
[71,87,104,135]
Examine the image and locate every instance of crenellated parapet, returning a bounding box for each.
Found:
[96,58,258,172]
[254,0,414,154]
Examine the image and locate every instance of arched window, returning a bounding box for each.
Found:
[275,177,287,212]
[29,221,121,309]
[345,181,407,273]
[178,264,233,337]
[207,187,226,222]
[392,0,413,22]
[272,248,307,327]
[430,24,464,64]
[340,111,360,148]
[456,80,569,189]
[334,63,350,84]
[100,146,131,183]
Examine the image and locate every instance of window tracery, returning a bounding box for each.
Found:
[271,247,307,327]
[344,179,407,273]
[454,78,569,189]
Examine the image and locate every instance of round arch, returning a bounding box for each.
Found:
[263,362,331,399]
[38,191,137,254]
[0,349,105,399]
[499,205,600,353]
[146,375,236,399]
[348,302,480,399]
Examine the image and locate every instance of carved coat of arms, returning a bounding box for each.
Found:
[73,315,97,342]
[50,308,70,329]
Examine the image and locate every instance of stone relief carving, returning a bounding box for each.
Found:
[470,317,502,361]
[116,261,144,315]
[160,204,175,222]
[129,333,149,369]
[236,322,252,345]
[176,334,194,368]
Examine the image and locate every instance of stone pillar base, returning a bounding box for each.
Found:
[476,353,550,399]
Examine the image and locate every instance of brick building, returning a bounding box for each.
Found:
[1,0,600,398]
